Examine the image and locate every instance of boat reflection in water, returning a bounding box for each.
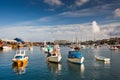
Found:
[94,60,111,69]
[47,62,62,76]
[12,61,28,75]
[67,62,85,78]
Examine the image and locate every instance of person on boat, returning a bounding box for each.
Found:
[47,45,52,57]
[53,43,60,56]
[53,49,58,56]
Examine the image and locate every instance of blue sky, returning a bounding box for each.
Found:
[0,0,120,41]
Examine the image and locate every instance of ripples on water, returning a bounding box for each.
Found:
[0,46,120,80]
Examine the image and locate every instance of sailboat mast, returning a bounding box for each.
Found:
[76,31,79,44]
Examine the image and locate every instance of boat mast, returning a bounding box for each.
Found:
[75,30,79,45]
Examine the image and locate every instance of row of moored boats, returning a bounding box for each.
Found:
[12,43,119,67]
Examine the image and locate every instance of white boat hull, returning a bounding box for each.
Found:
[95,56,110,62]
[67,57,85,64]
[109,47,118,50]
[3,46,12,50]
[47,55,62,63]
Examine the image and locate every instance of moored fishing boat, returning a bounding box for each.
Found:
[47,54,62,63]
[12,50,28,64]
[47,43,62,63]
[67,51,84,64]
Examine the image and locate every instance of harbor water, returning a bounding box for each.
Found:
[0,46,120,80]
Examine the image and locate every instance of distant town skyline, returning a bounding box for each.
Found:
[0,0,120,41]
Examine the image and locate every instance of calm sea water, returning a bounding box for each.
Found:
[0,46,120,80]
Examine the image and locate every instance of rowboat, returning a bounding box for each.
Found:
[95,55,110,62]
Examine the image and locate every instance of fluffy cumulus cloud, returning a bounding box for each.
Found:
[44,0,63,6]
[114,8,120,17]
[75,0,89,6]
[92,21,100,33]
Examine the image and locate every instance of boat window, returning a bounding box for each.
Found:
[16,50,25,55]
[21,51,25,54]
[16,51,20,54]
[15,56,23,59]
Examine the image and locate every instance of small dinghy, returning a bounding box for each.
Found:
[95,55,110,62]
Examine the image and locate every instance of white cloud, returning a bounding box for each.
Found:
[92,21,100,33]
[59,9,94,17]
[44,0,63,6]
[75,0,89,6]
[59,4,111,17]
[38,17,50,22]
[114,8,120,17]
[60,3,120,18]
[0,21,120,42]
[100,22,120,37]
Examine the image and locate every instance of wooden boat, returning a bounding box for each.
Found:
[67,51,85,64]
[12,50,28,64]
[95,55,110,62]
[47,54,62,63]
